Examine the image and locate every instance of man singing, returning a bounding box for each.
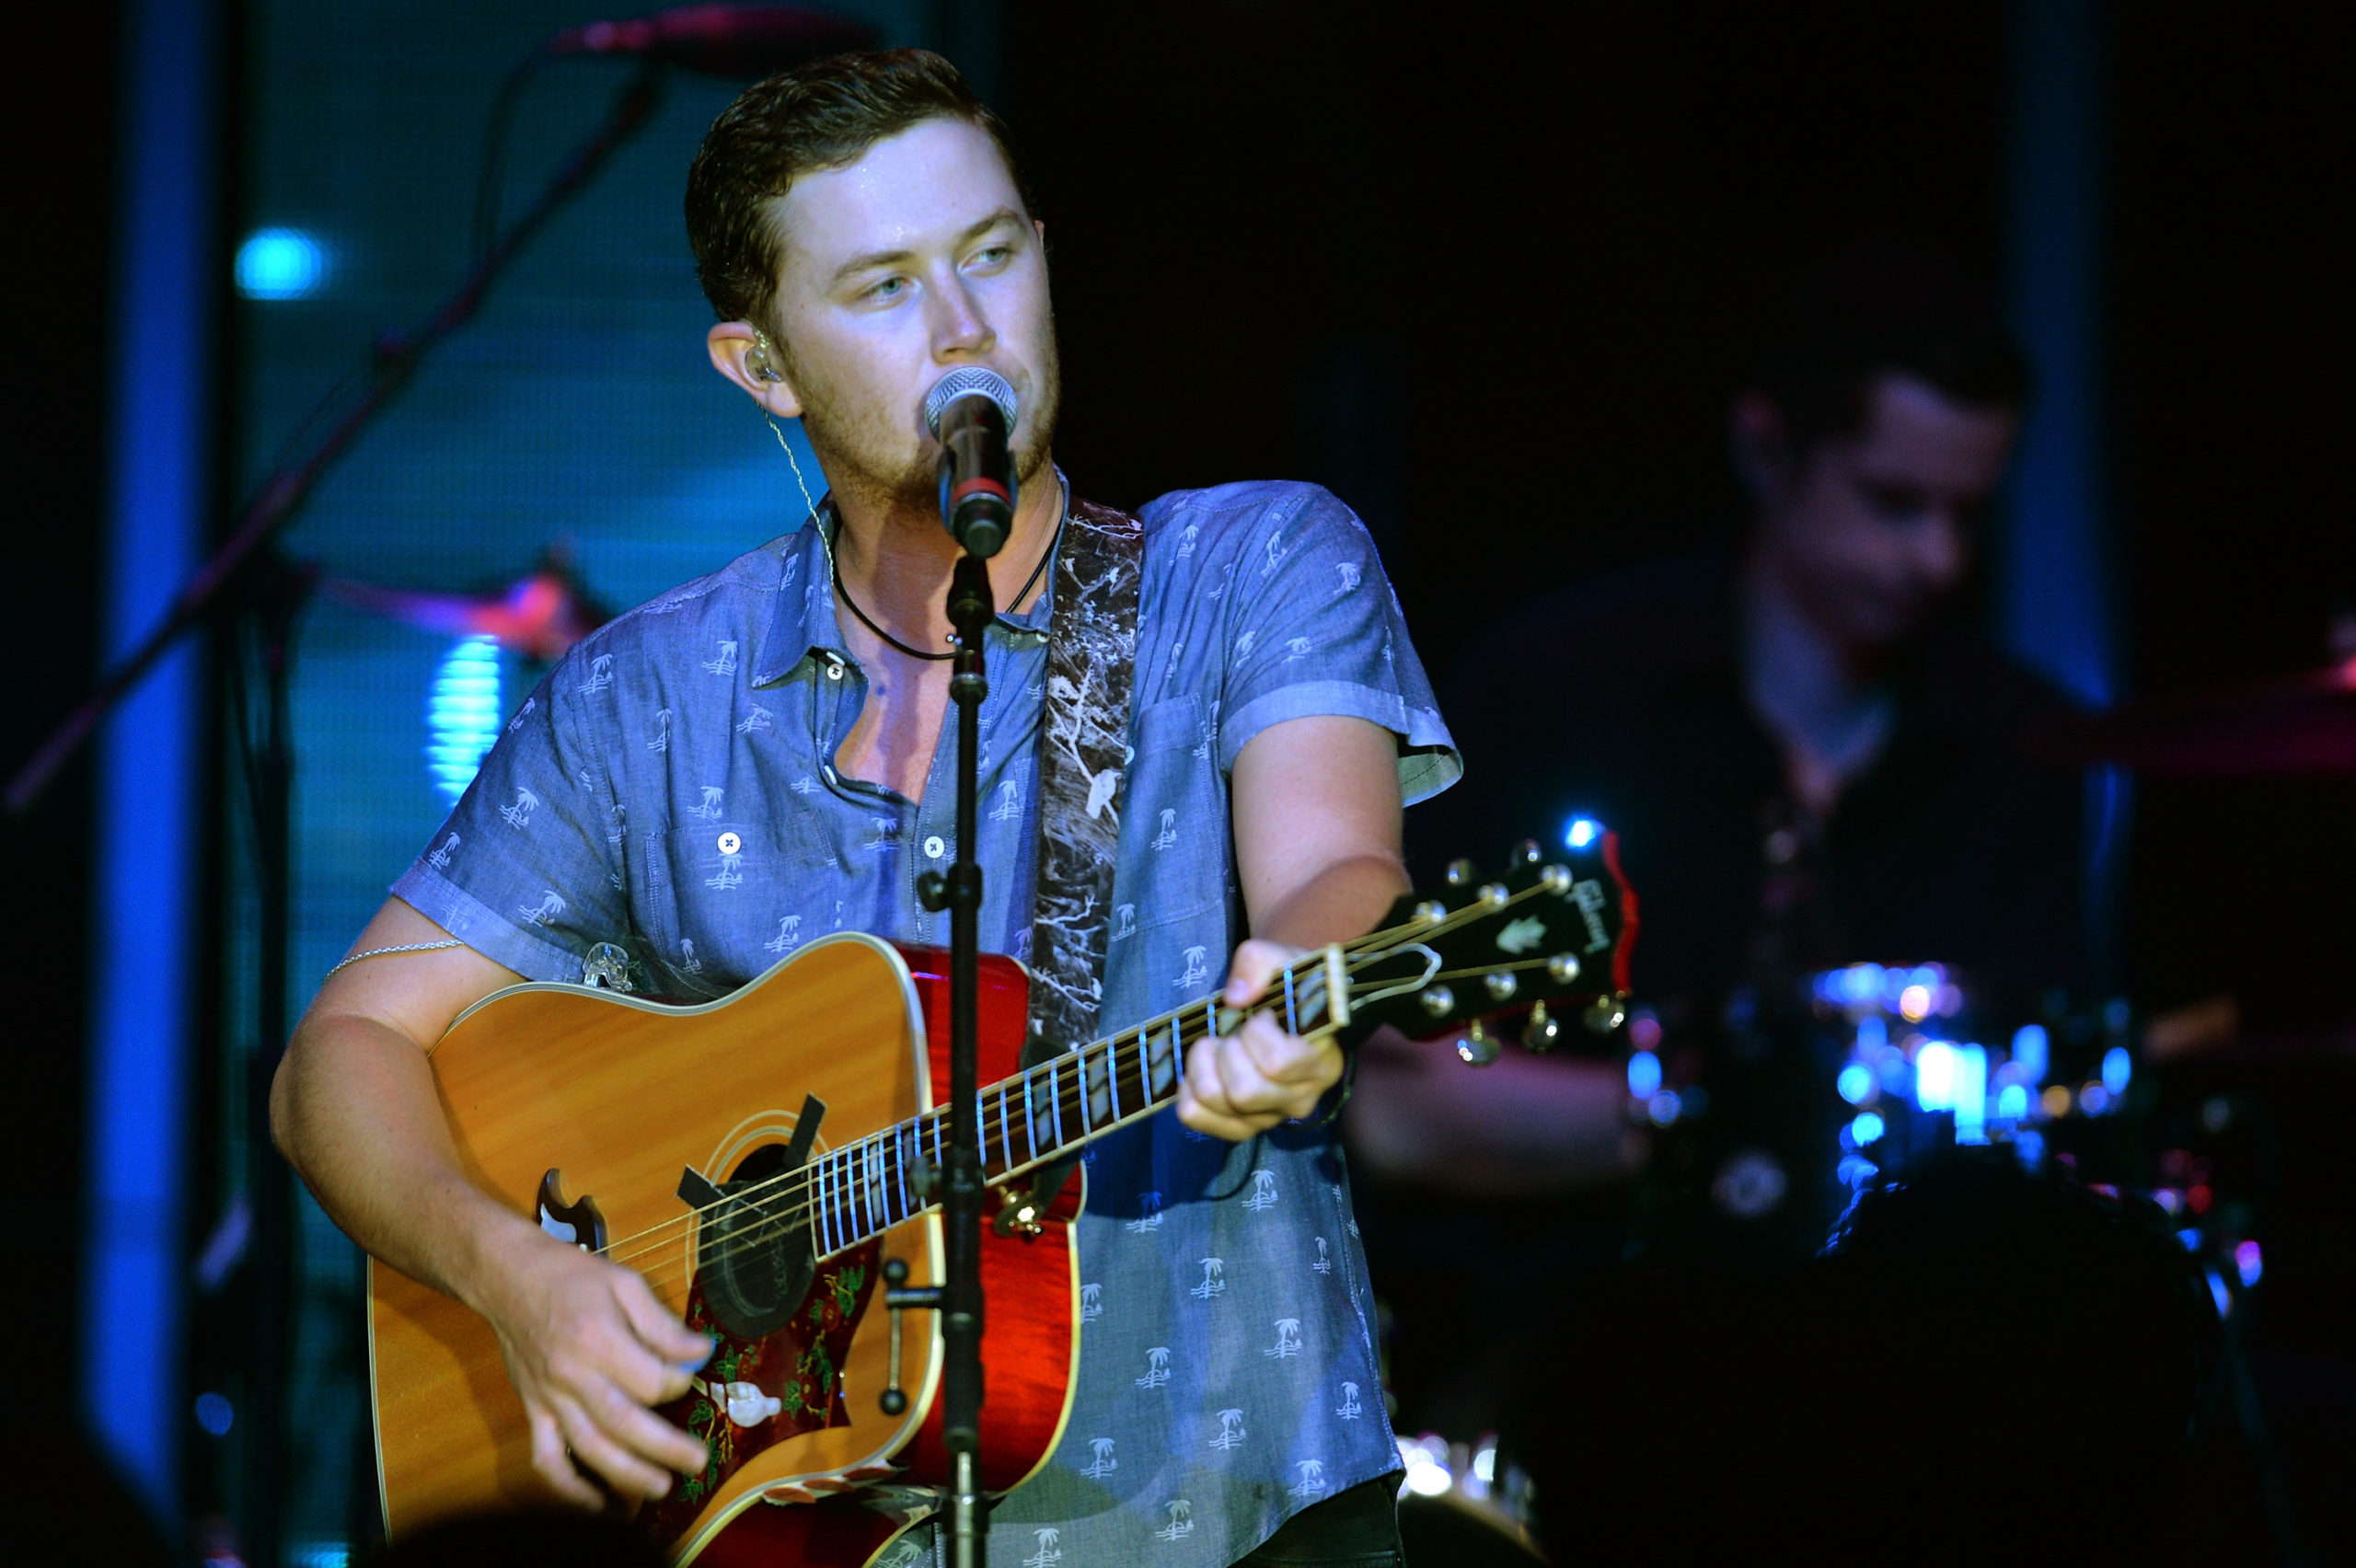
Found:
[271,49,1455,1565]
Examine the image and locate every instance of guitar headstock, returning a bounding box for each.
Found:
[1337,830,1639,1059]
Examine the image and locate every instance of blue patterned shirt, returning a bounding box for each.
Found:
[393,478,1458,1564]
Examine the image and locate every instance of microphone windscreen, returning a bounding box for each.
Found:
[923,367,1019,437]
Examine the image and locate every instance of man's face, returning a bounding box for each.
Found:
[765,117,1058,506]
[1756,374,2019,651]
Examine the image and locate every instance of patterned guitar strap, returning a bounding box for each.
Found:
[1014,493,1145,1214]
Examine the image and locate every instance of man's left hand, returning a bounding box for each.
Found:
[1176,938,1344,1140]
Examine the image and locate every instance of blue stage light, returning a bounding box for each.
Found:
[1836,1063,1877,1105]
[2011,1023,2049,1082]
[1856,1015,1888,1052]
[1846,1111,1886,1148]
[1996,1083,2029,1121]
[2207,1269,2232,1320]
[1915,1042,1958,1112]
[2235,1240,2263,1287]
[425,636,503,804]
[1626,1050,1662,1099]
[1953,1044,1989,1144]
[2101,1045,2132,1097]
[1565,817,1601,850]
[193,1391,234,1436]
[236,226,327,299]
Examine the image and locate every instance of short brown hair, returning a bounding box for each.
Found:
[686,49,1030,331]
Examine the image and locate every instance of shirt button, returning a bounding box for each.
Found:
[825,660,844,681]
[717,832,742,854]
[923,835,946,859]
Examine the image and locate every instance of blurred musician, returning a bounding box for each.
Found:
[1350,242,2083,1430]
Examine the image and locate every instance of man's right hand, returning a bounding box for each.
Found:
[472,1228,716,1507]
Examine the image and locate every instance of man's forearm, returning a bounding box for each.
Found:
[271,1016,536,1311]
[1249,850,1411,953]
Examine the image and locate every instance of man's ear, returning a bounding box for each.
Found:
[1728,390,1795,504]
[708,320,804,419]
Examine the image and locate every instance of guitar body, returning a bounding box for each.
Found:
[367,934,1081,1564]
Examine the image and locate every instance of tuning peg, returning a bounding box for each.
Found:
[1509,839,1542,867]
[1419,985,1457,1019]
[1484,970,1519,1001]
[1454,1020,1500,1066]
[1525,999,1563,1053]
[1584,996,1628,1034]
[1446,859,1479,888]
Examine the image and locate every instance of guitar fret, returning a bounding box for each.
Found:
[1049,1057,1066,1152]
[815,1152,835,1255]
[1284,963,1298,1035]
[1106,1040,1120,1121]
[1023,1070,1039,1164]
[853,1139,872,1243]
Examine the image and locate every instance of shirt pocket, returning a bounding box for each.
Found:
[1112,693,1230,942]
[639,808,837,988]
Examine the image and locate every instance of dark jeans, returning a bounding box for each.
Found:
[1233,1474,1406,1566]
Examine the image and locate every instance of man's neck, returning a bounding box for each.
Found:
[1738,544,1898,814]
[828,455,1064,651]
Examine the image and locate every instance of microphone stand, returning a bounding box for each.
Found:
[913,547,997,1566]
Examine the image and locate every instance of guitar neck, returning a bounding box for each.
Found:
[780,838,1631,1264]
[802,980,1326,1262]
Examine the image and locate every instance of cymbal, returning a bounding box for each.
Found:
[2042,657,2356,777]
[322,549,609,663]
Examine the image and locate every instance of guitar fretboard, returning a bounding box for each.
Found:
[793,963,1342,1260]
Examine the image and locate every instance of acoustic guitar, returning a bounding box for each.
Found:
[368,836,1636,1564]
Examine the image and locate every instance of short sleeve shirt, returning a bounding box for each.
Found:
[394,478,1458,1563]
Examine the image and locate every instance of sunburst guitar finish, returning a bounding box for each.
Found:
[367,935,1079,1565]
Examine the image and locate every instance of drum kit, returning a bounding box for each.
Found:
[1386,651,2353,1561]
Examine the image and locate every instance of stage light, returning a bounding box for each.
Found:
[2207,1269,2232,1320]
[1627,1050,1663,1099]
[1898,984,1933,1022]
[2040,1084,2073,1118]
[193,1391,233,1435]
[1836,1154,1878,1189]
[1856,1015,1888,1051]
[1915,1042,1958,1112]
[425,635,502,804]
[2081,1084,2110,1115]
[2235,1239,2263,1287]
[1836,1063,1877,1105]
[1953,1045,1989,1143]
[1996,1083,2029,1121]
[1646,1090,1682,1127]
[236,226,327,299]
[2011,1023,2050,1082]
[2015,1130,2045,1171]
[1565,817,1601,850]
[1846,1111,1886,1148]
[2102,1045,2132,1096]
[2177,1228,2204,1252]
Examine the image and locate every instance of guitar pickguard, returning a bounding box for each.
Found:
[645,1239,884,1539]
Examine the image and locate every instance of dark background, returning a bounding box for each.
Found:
[8,0,2349,1557]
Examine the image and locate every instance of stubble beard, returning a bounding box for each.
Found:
[789,326,1065,527]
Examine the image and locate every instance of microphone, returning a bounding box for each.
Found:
[924,368,1020,559]
[548,5,876,78]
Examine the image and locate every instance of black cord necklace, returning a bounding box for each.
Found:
[831,500,1062,662]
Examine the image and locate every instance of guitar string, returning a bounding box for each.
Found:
[599,880,1574,1286]
[594,881,1577,1283]
[595,878,1588,1286]
[604,965,1302,1284]
[591,923,1383,1274]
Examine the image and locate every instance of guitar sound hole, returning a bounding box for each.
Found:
[697,1141,817,1343]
